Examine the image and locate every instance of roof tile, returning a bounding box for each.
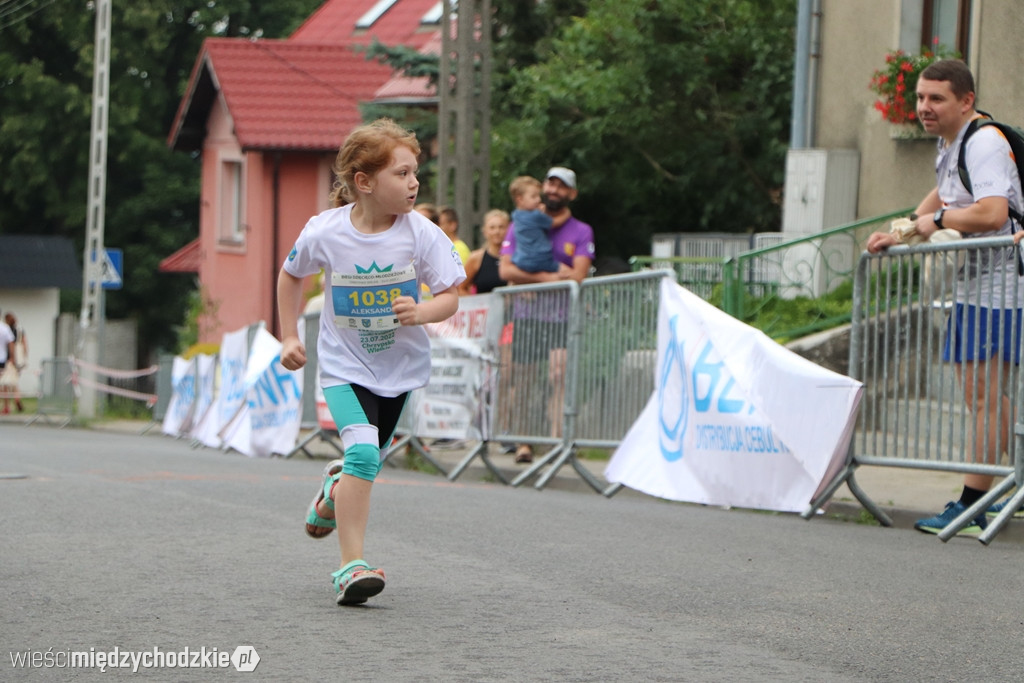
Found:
[169,0,443,152]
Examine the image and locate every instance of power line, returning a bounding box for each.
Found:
[0,0,58,32]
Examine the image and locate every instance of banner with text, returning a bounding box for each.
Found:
[162,356,196,437]
[191,325,250,449]
[188,354,218,441]
[605,279,863,513]
[408,293,498,440]
[224,327,303,458]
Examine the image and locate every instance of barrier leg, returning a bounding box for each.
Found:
[801,464,856,520]
[937,474,1013,543]
[603,482,624,498]
[533,446,576,490]
[382,433,410,466]
[447,441,509,485]
[569,453,608,494]
[286,428,329,458]
[396,435,448,477]
[844,470,893,527]
[978,480,1024,546]
[510,445,562,488]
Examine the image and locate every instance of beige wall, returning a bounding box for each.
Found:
[0,287,60,397]
[814,0,1024,219]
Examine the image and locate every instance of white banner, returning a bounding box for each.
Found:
[192,325,251,449]
[605,279,862,513]
[227,327,303,457]
[188,354,218,441]
[406,294,497,440]
[161,356,196,437]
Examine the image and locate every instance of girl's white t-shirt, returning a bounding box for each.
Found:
[283,205,466,397]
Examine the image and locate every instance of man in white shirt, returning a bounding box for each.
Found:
[867,60,1024,535]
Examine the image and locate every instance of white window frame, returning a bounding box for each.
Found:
[218,156,245,245]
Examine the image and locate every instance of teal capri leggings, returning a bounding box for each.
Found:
[322,384,409,482]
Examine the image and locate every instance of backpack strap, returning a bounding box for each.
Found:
[956,110,1024,275]
[956,110,1024,223]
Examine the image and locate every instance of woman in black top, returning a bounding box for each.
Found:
[460,209,509,295]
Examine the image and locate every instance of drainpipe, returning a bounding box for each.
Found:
[790,0,811,149]
[790,0,821,149]
[271,152,281,337]
[806,0,822,148]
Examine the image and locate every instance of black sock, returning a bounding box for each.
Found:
[959,485,987,508]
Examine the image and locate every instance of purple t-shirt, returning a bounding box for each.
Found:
[500,215,596,268]
[501,214,596,321]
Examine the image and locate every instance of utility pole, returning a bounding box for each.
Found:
[437,0,492,245]
[79,0,112,418]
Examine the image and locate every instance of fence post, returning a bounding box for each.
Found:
[721,257,741,320]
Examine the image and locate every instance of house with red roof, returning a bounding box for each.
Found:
[166,0,440,343]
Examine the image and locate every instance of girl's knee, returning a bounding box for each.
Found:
[340,424,382,481]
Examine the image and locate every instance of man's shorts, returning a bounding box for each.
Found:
[510,319,568,364]
[943,304,1024,364]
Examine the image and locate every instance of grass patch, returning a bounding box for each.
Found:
[402,450,440,475]
[576,448,612,461]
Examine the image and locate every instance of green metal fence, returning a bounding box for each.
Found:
[630,208,913,340]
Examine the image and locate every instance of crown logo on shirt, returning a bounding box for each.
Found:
[355,261,393,274]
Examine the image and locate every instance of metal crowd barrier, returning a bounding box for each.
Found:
[558,270,672,493]
[463,270,673,493]
[809,236,1024,543]
[488,280,579,488]
[284,312,448,472]
[26,357,75,427]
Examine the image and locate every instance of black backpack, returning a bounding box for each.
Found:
[957,110,1024,225]
[957,110,1024,274]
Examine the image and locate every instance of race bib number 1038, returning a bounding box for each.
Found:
[331,263,418,331]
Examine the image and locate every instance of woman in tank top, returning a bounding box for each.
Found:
[460,209,510,295]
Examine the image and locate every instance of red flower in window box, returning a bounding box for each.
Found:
[869,45,959,125]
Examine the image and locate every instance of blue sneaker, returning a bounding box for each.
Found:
[914,501,987,536]
[986,498,1024,519]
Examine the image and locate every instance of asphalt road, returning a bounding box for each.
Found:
[3,425,1023,682]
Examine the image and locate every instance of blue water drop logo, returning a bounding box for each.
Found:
[658,314,688,462]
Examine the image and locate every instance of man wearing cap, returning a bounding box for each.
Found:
[500,167,595,285]
[498,167,596,462]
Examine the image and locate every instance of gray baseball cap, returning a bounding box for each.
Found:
[546,166,577,189]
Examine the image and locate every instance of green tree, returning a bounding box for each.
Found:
[489,0,794,261]
[0,0,319,358]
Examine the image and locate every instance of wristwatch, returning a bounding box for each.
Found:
[933,208,946,229]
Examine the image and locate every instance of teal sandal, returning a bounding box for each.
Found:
[333,559,386,606]
[305,459,344,539]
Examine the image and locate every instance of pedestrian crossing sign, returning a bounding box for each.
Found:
[100,248,123,290]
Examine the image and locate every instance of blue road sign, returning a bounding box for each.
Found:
[101,248,123,290]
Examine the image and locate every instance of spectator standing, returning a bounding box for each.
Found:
[439,206,471,265]
[498,167,596,463]
[508,176,563,275]
[414,202,440,225]
[2,312,27,413]
[0,310,15,414]
[866,60,1024,535]
[460,209,510,295]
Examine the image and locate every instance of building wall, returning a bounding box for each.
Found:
[815,0,1024,220]
[972,2,1024,120]
[196,96,335,344]
[0,287,59,397]
[273,152,333,338]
